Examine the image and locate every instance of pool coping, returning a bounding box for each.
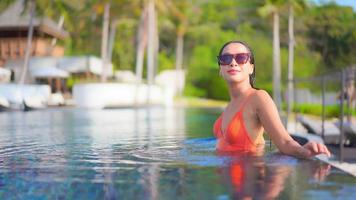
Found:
[292,132,356,177]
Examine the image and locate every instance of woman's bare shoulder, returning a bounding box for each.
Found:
[252,89,271,100]
[251,89,274,107]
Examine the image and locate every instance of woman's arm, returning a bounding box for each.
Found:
[254,90,330,159]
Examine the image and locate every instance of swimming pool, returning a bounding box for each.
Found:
[0,107,355,199]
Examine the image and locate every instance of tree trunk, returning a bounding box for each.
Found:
[108,20,118,64]
[19,0,35,84]
[146,0,155,103]
[287,5,295,126]
[153,6,159,79]
[175,35,184,71]
[273,11,282,111]
[100,3,110,82]
[175,34,184,96]
[135,7,148,84]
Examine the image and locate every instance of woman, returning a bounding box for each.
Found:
[213,40,331,159]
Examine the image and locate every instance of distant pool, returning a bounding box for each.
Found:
[0,107,355,199]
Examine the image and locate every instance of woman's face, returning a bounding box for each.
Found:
[219,43,254,84]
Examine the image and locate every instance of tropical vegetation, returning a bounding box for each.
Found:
[1,0,355,103]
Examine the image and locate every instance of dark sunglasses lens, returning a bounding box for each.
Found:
[235,54,249,64]
[219,55,233,65]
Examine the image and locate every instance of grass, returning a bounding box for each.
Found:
[288,103,355,118]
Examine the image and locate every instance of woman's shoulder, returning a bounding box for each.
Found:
[251,89,271,99]
[250,89,273,106]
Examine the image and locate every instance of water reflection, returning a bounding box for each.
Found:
[217,153,332,200]
[0,107,348,199]
[76,106,186,199]
[298,160,331,185]
[217,154,289,199]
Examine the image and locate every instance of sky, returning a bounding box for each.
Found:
[314,0,356,10]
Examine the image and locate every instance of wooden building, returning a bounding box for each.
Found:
[0,0,69,93]
[0,0,68,61]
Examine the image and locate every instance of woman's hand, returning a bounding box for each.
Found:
[312,164,331,182]
[301,141,331,158]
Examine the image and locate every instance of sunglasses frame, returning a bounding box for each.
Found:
[217,53,250,65]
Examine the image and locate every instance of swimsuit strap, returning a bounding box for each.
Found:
[238,90,254,113]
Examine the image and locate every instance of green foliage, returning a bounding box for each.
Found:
[112,20,137,70]
[184,27,237,100]
[181,0,355,100]
[208,75,229,100]
[158,51,175,72]
[235,25,273,89]
[1,0,354,101]
[305,3,356,70]
[293,44,320,78]
[66,76,81,91]
[183,84,206,98]
[293,104,356,118]
[199,0,239,30]
[0,0,15,12]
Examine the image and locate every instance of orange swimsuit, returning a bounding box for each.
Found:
[213,93,264,153]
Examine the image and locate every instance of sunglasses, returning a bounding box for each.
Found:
[217,53,250,65]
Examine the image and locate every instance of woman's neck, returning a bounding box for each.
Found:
[228,82,252,101]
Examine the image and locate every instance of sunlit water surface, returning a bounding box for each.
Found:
[0,107,355,199]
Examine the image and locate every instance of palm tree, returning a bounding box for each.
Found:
[19,0,35,84]
[165,0,200,97]
[100,2,110,82]
[134,0,159,103]
[135,0,158,84]
[166,0,191,96]
[135,5,148,84]
[286,0,307,125]
[92,1,123,82]
[258,0,285,111]
[146,0,156,87]
[96,0,143,82]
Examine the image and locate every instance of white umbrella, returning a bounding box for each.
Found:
[31,67,69,78]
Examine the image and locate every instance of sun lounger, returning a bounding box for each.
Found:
[0,95,10,111]
[296,115,342,145]
[344,123,356,146]
[334,121,356,146]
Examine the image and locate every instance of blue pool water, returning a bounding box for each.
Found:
[0,107,355,199]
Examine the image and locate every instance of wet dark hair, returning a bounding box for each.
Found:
[218,40,256,88]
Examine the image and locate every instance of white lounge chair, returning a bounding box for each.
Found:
[334,121,356,146]
[297,115,344,145]
[0,95,10,111]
